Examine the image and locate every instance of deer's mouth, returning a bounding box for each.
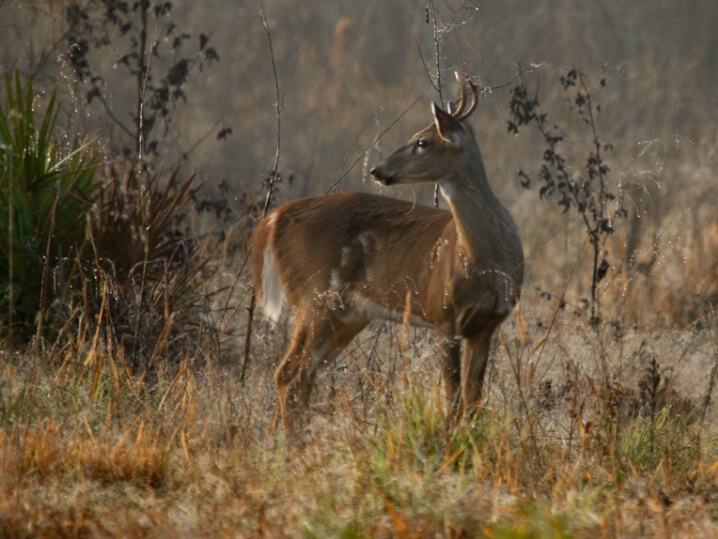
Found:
[370,165,395,185]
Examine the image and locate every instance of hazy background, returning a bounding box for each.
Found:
[1,0,717,326]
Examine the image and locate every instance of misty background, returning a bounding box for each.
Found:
[1,0,716,325]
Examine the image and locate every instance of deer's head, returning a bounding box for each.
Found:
[370,73,479,186]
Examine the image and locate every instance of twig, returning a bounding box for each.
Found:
[420,1,445,207]
[259,2,283,215]
[241,0,283,383]
[173,116,223,168]
[429,0,444,106]
[420,1,488,208]
[94,90,136,140]
[324,98,420,194]
[699,308,718,433]
[132,5,164,370]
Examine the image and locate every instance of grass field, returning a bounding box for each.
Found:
[2,295,718,537]
[2,1,718,537]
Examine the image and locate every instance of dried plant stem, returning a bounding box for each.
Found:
[242,0,282,382]
[132,8,163,371]
[699,320,718,433]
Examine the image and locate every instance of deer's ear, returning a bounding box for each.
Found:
[432,102,466,147]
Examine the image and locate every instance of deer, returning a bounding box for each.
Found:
[250,73,524,435]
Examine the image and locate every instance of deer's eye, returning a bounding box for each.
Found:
[417,138,429,149]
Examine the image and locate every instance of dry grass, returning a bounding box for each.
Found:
[2,284,718,537]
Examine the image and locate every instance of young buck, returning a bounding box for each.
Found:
[251,74,523,433]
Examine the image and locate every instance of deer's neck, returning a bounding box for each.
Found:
[439,146,522,279]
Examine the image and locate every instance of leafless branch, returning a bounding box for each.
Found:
[324,97,421,194]
[242,0,283,382]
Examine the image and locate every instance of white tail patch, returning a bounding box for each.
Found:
[260,242,286,323]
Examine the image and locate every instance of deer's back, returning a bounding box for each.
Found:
[252,192,452,316]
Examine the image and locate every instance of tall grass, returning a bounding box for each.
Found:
[2,308,716,536]
[0,70,100,343]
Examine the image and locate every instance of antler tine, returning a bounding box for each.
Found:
[450,71,468,118]
[455,74,479,121]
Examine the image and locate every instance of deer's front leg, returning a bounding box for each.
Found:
[461,327,495,413]
[438,333,462,418]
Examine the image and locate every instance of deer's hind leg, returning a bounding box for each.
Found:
[274,310,367,436]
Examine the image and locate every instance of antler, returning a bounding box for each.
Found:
[453,73,479,121]
[449,71,469,117]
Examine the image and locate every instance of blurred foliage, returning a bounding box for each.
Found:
[0,70,101,342]
[65,0,220,163]
[81,166,214,372]
[0,0,716,341]
[509,68,626,325]
[0,69,214,370]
